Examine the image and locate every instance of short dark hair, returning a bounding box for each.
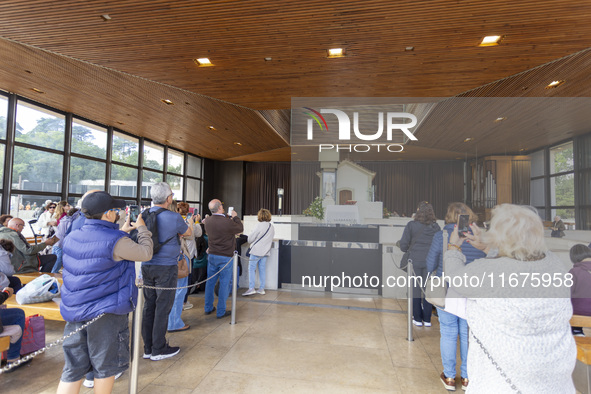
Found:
[82,209,103,220]
[0,214,13,225]
[570,244,591,264]
[0,238,15,253]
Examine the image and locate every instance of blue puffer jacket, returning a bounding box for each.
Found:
[426,223,486,276]
[61,219,137,322]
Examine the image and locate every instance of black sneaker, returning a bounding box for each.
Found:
[217,310,231,319]
[5,357,33,373]
[204,307,216,315]
[150,346,180,361]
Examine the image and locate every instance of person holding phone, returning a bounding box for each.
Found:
[399,201,441,327]
[443,204,575,393]
[426,203,485,391]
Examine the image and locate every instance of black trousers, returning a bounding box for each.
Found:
[38,254,57,272]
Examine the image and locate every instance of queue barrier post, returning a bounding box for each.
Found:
[129,276,145,394]
[407,260,414,342]
[231,253,238,325]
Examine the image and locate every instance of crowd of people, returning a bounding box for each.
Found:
[2,191,590,392]
[400,201,590,392]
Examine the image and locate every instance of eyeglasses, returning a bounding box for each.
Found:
[48,206,56,209]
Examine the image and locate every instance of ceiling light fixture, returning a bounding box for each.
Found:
[545,80,565,89]
[519,148,526,152]
[463,137,474,143]
[208,126,216,131]
[194,58,213,67]
[494,117,507,122]
[31,88,45,94]
[405,46,414,51]
[327,48,345,58]
[161,99,174,105]
[264,57,272,61]
[100,14,111,21]
[234,142,242,146]
[479,35,502,46]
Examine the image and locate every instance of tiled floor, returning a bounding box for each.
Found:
[3,290,464,393]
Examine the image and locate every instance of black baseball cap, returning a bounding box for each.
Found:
[81,191,126,215]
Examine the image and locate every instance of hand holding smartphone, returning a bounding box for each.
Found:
[129,205,140,223]
[228,206,234,216]
[457,214,470,237]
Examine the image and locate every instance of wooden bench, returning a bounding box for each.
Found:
[14,272,63,286]
[571,314,591,393]
[0,336,10,353]
[3,296,64,322]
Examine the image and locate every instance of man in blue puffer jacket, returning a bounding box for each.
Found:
[57,191,153,394]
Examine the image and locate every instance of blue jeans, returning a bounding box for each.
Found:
[204,254,233,317]
[167,276,188,330]
[438,307,468,379]
[51,246,63,273]
[141,264,177,356]
[0,307,25,360]
[248,255,267,290]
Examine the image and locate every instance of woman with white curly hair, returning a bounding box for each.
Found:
[444,204,576,393]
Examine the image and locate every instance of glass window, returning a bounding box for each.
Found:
[550,173,574,207]
[168,149,184,175]
[186,178,201,202]
[580,171,591,206]
[13,147,63,192]
[69,157,106,194]
[143,141,164,171]
[167,174,183,199]
[72,119,107,159]
[0,95,8,140]
[141,170,163,198]
[9,194,61,236]
[0,143,4,181]
[530,178,545,206]
[15,101,65,150]
[112,131,139,165]
[110,164,138,198]
[187,155,202,178]
[549,141,574,174]
[529,150,545,178]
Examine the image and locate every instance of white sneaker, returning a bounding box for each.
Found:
[412,320,423,327]
[242,288,256,296]
[143,353,151,359]
[257,289,265,295]
[424,322,432,327]
[183,303,194,310]
[83,379,94,388]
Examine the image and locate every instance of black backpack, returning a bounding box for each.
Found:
[130,207,178,254]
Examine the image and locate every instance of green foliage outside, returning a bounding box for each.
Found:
[552,145,575,220]
[1,115,182,192]
[303,196,325,220]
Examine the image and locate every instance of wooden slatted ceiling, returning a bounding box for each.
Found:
[1,1,591,162]
[1,1,591,110]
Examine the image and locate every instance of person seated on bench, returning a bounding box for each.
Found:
[0,286,30,372]
[569,244,591,336]
[0,239,23,293]
[0,218,58,273]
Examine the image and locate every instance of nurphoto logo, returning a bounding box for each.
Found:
[303,107,418,153]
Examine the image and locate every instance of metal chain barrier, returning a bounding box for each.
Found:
[0,313,105,374]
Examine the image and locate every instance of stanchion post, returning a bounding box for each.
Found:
[231,253,238,324]
[129,276,145,394]
[407,260,414,342]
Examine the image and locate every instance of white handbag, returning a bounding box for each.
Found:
[16,274,61,304]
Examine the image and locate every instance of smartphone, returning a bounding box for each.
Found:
[129,205,140,222]
[228,206,234,216]
[186,212,193,220]
[458,214,470,237]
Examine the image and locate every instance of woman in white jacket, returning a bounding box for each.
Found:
[243,209,274,296]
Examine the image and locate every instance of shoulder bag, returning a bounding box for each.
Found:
[425,231,448,308]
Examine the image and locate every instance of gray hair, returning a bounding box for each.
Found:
[151,182,172,204]
[208,199,222,213]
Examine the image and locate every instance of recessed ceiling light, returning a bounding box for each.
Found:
[24,69,32,74]
[100,14,111,21]
[327,48,345,58]
[519,148,526,151]
[494,117,507,122]
[234,142,242,146]
[463,137,474,143]
[479,35,502,46]
[116,121,124,125]
[208,126,216,131]
[545,80,565,89]
[405,46,414,51]
[194,58,213,66]
[264,57,272,61]
[161,99,174,105]
[31,88,45,94]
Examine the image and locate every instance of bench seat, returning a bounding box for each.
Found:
[3,296,64,321]
[14,272,63,286]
